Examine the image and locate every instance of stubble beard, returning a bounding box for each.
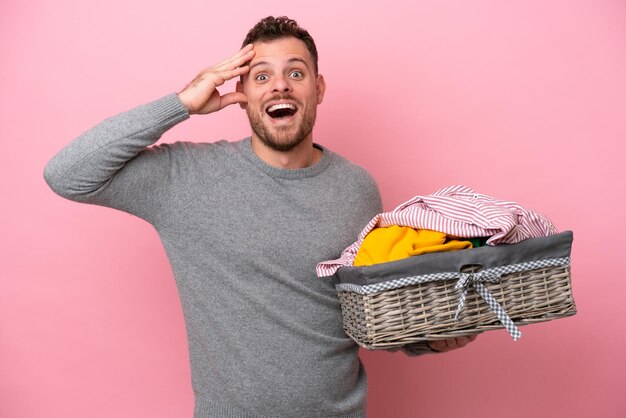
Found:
[247,104,317,153]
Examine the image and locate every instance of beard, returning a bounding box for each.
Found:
[246,95,317,152]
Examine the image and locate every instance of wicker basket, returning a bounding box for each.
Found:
[335,231,576,349]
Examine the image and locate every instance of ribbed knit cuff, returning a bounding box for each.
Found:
[145,92,190,131]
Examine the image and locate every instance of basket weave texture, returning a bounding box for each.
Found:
[335,232,576,349]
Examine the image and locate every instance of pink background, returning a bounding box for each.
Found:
[2,1,625,417]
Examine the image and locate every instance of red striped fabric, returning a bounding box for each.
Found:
[316,185,558,277]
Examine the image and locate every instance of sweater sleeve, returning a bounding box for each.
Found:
[43,93,190,222]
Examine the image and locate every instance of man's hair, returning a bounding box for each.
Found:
[242,16,319,74]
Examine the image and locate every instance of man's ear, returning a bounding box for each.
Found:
[316,74,326,104]
[236,80,247,109]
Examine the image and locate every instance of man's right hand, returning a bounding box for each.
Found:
[177,44,255,115]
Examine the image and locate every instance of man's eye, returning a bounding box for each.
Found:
[256,74,268,81]
[290,71,303,78]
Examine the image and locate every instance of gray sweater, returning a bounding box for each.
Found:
[44,94,384,417]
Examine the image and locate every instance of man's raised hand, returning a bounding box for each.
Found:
[177,44,255,115]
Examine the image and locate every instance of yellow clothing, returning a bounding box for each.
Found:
[353,226,473,267]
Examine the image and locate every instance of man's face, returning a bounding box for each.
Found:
[239,37,325,152]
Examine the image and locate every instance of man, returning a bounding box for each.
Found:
[45,16,475,417]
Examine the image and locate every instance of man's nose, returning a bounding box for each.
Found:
[271,75,292,92]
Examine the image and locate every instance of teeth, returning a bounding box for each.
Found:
[267,103,296,113]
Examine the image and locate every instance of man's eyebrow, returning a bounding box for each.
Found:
[287,57,310,69]
[248,57,311,71]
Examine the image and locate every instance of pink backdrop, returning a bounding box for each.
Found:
[2,1,625,417]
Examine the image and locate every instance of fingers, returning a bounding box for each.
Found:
[453,335,475,348]
[428,335,478,352]
[212,65,251,87]
[213,44,255,72]
[194,55,252,91]
[188,66,245,94]
[427,339,448,352]
[178,45,255,115]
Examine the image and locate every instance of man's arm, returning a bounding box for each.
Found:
[43,45,255,220]
[43,94,189,205]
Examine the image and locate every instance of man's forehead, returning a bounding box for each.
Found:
[249,38,313,68]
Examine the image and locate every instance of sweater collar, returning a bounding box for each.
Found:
[237,137,332,179]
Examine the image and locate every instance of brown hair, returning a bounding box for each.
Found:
[242,16,319,74]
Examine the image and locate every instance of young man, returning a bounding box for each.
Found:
[45,16,474,418]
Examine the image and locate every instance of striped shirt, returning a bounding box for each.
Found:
[316,185,558,277]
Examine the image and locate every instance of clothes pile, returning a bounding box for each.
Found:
[317,185,558,277]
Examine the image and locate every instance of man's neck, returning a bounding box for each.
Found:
[250,136,322,169]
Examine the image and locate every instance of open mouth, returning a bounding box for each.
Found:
[266,103,298,119]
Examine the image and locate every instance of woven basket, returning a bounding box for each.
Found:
[335,231,576,349]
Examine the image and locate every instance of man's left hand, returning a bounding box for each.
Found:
[427,335,478,353]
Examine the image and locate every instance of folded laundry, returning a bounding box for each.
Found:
[317,185,558,277]
[354,226,473,267]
